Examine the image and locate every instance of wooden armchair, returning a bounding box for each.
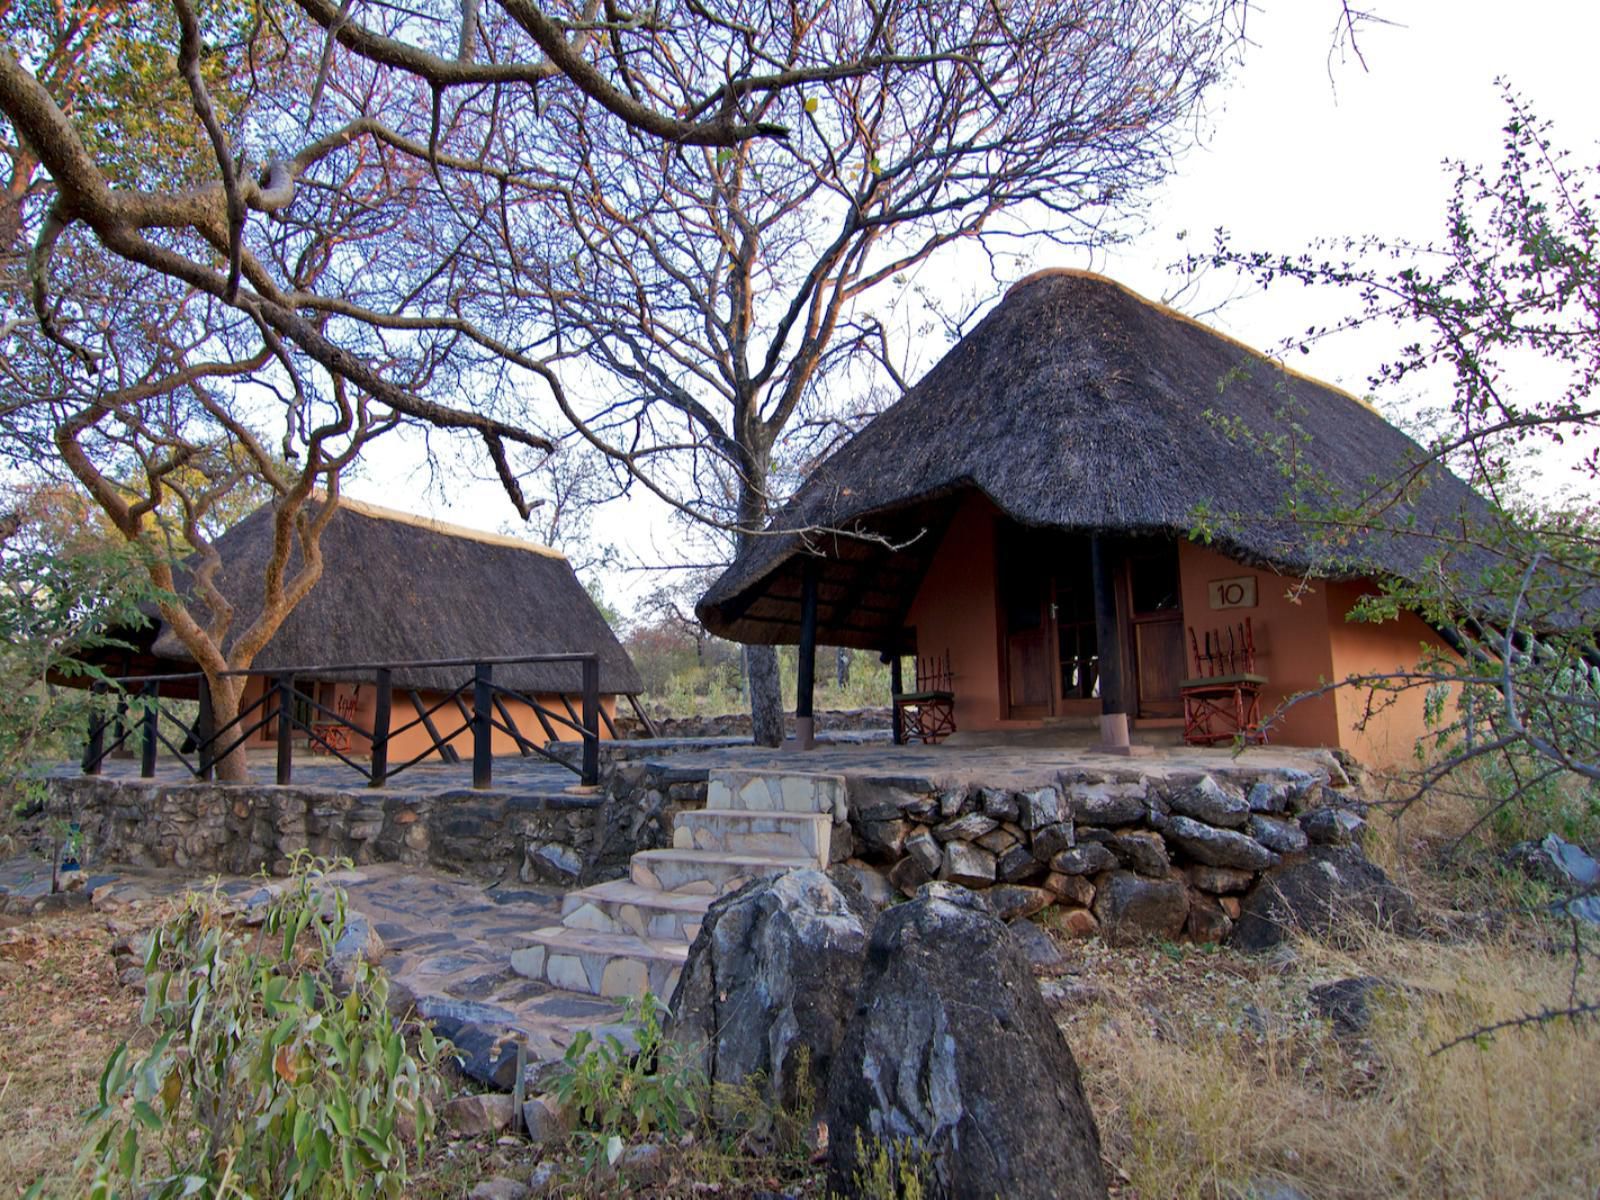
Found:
[893,651,956,744]
[1181,618,1268,746]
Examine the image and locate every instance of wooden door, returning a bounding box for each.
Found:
[998,530,1055,718]
[1126,545,1186,718]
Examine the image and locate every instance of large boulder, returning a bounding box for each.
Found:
[824,885,1108,1200]
[669,869,875,1111]
[1168,776,1250,829]
[1165,815,1274,871]
[1232,846,1418,952]
[1091,870,1189,945]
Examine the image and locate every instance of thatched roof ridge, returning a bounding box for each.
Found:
[150,497,641,695]
[699,269,1502,644]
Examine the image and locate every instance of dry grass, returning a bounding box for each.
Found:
[0,909,147,1198]
[1055,796,1600,1200]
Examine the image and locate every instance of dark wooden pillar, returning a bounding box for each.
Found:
[885,651,904,745]
[139,682,159,778]
[82,683,106,775]
[1089,535,1132,750]
[472,663,494,790]
[795,559,819,750]
[369,668,392,787]
[276,675,295,785]
[580,655,601,786]
[196,679,215,781]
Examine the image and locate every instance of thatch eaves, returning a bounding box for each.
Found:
[698,269,1504,647]
[149,497,641,695]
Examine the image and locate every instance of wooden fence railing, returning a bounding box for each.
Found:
[80,653,624,788]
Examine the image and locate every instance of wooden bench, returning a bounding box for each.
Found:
[893,651,956,744]
[1181,619,1268,746]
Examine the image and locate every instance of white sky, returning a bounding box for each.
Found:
[344,2,1600,623]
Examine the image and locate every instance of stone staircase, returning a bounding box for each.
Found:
[510,769,846,999]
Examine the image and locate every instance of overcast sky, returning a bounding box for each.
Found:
[346,2,1600,620]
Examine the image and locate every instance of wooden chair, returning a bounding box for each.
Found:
[893,651,956,744]
[1181,618,1268,746]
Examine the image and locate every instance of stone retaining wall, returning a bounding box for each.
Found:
[44,776,600,885]
[839,758,1365,944]
[613,706,890,740]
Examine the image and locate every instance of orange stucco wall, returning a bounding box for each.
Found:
[1325,579,1453,769]
[237,676,618,764]
[904,494,1011,732]
[1176,542,1341,749]
[902,493,1446,768]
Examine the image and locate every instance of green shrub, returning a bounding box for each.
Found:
[44,853,447,1199]
[848,1130,935,1200]
[549,992,704,1174]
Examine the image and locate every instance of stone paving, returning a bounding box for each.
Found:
[0,854,630,1086]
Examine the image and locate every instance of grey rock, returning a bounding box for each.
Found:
[1068,783,1147,826]
[933,813,999,843]
[423,1009,521,1090]
[443,1092,514,1136]
[1008,918,1066,973]
[330,913,384,988]
[669,869,874,1113]
[902,794,941,823]
[860,818,910,859]
[980,788,1020,822]
[1049,843,1118,876]
[889,856,934,897]
[824,887,1108,1200]
[938,788,969,819]
[1030,821,1076,862]
[1300,807,1367,847]
[1184,891,1233,944]
[1017,787,1065,832]
[833,860,896,911]
[1044,872,1095,907]
[1186,864,1256,894]
[908,825,940,876]
[1169,776,1251,829]
[1233,846,1418,952]
[522,841,582,885]
[1309,975,1401,1036]
[1166,815,1274,871]
[1108,830,1170,877]
[997,844,1045,883]
[987,885,1052,922]
[1249,813,1309,856]
[1091,871,1189,945]
[976,828,1019,854]
[941,840,997,886]
[1247,781,1291,814]
[469,1177,530,1200]
[527,1162,559,1194]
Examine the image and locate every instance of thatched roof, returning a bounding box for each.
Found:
[698,269,1503,648]
[149,497,641,694]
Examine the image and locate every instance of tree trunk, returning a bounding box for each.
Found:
[736,459,785,746]
[746,644,784,747]
[208,675,251,783]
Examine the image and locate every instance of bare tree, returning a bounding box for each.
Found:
[2,0,951,771]
[465,0,1236,740]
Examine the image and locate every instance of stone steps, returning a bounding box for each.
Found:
[514,770,846,998]
[511,926,687,999]
[630,848,818,895]
[560,878,714,942]
[672,809,832,862]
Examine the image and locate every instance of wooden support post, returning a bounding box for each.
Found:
[473,663,494,790]
[581,656,600,787]
[795,559,819,750]
[276,675,295,785]
[82,683,106,775]
[140,682,158,778]
[196,679,215,781]
[1089,537,1146,756]
[369,668,392,787]
[887,652,905,746]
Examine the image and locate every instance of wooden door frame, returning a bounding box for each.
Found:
[995,523,1060,720]
[1122,542,1186,720]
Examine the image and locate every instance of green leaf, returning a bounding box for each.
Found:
[606,1134,624,1166]
[804,96,818,114]
[132,1100,163,1131]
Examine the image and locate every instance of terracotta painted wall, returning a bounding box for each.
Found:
[1176,542,1341,749]
[237,675,619,764]
[1324,579,1453,770]
[904,494,1010,731]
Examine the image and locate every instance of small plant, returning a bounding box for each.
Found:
[849,1130,935,1200]
[44,852,447,1199]
[549,991,704,1174]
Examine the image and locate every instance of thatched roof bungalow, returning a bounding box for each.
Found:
[127,497,641,762]
[698,270,1501,766]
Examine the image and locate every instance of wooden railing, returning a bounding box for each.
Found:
[80,653,618,788]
